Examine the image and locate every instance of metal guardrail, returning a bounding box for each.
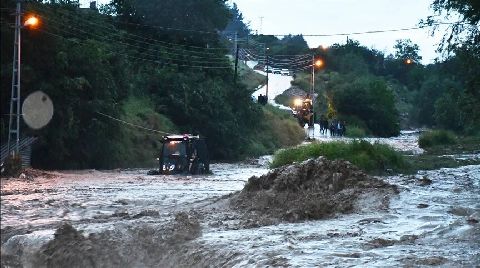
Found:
[0,137,37,167]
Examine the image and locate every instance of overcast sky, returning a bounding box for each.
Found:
[79,0,449,64]
[231,0,448,63]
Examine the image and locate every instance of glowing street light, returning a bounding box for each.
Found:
[405,58,413,64]
[314,59,324,68]
[24,15,39,28]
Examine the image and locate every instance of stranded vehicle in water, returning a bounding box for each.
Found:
[158,134,209,175]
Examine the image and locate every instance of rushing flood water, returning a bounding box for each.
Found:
[1,134,479,267]
[2,72,479,266]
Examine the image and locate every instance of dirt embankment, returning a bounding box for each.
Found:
[229,157,398,226]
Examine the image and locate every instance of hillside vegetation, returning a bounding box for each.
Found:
[0,0,302,169]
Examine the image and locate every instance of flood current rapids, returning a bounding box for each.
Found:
[1,131,479,267]
[2,70,479,267]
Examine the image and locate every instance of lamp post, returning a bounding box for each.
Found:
[310,57,324,139]
[265,47,269,100]
[7,0,39,157]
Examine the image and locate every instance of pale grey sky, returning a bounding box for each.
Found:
[232,0,449,63]
[79,0,449,63]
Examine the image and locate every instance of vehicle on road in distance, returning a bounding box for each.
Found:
[272,68,281,74]
[281,69,290,76]
[158,134,209,175]
[291,96,314,127]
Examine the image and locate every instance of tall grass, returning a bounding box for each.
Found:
[418,130,456,149]
[118,97,178,167]
[345,126,367,138]
[271,140,407,174]
[243,105,305,157]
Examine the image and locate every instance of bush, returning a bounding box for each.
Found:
[331,76,400,137]
[418,130,457,149]
[345,126,367,138]
[242,105,305,157]
[271,140,406,174]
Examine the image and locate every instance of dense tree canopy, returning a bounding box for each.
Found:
[0,0,270,169]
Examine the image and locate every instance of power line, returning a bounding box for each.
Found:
[36,28,232,69]
[96,111,172,135]
[3,5,464,39]
[32,6,230,59]
[37,16,232,66]
[264,22,461,37]
[32,4,229,52]
[27,7,234,67]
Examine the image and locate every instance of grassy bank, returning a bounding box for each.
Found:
[237,60,266,91]
[418,130,456,149]
[270,134,480,175]
[119,100,304,166]
[118,97,178,167]
[271,140,407,175]
[408,133,480,171]
[243,105,305,157]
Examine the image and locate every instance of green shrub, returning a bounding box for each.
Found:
[241,105,305,158]
[271,140,406,174]
[418,130,456,149]
[273,94,290,107]
[345,126,367,138]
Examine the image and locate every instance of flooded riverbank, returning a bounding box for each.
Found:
[2,161,479,267]
[1,130,479,267]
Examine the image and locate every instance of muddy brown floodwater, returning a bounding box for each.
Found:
[1,149,480,267]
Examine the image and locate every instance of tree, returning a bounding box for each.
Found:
[394,39,422,63]
[331,76,400,137]
[224,3,250,37]
[425,0,479,52]
[424,0,480,134]
[434,88,464,131]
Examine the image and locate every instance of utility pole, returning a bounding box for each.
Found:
[7,0,22,157]
[311,54,315,139]
[265,55,269,100]
[234,43,239,83]
[259,16,264,35]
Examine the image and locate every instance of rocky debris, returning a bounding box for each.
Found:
[466,217,478,224]
[147,169,160,175]
[1,168,56,181]
[401,256,449,266]
[365,238,396,249]
[417,203,429,208]
[365,235,419,250]
[132,209,160,219]
[416,176,433,186]
[229,157,397,226]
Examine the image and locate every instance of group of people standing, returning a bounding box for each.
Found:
[319,117,346,136]
[257,94,268,105]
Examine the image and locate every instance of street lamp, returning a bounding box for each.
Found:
[7,1,40,158]
[314,59,324,68]
[309,56,325,139]
[24,15,39,28]
[265,47,270,100]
